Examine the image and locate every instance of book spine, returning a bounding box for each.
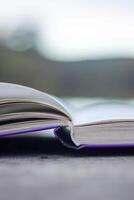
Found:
[54,124,79,149]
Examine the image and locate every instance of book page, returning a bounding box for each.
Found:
[73,101,134,126]
[0,83,71,119]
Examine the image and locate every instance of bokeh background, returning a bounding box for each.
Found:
[0,0,134,98]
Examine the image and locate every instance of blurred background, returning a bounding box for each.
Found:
[0,0,134,98]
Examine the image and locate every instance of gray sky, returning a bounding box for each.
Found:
[0,0,134,61]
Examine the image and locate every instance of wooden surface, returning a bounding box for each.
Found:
[0,136,134,200]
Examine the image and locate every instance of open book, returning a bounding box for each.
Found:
[0,82,134,149]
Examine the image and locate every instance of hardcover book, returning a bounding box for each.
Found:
[0,82,134,149]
